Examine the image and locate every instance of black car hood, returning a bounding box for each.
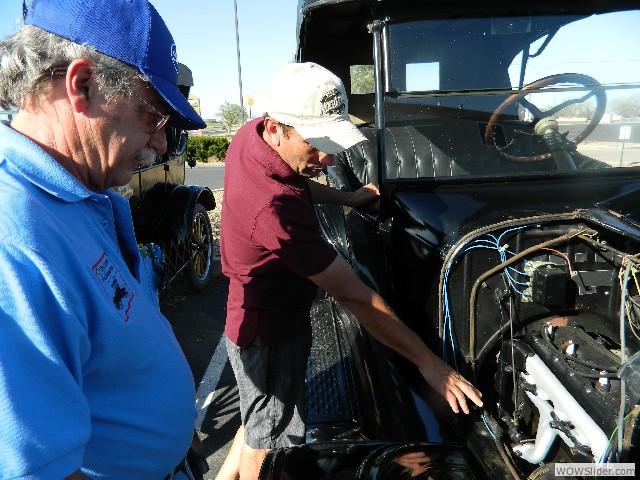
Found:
[388,174,640,258]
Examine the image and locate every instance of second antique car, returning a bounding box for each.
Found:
[260,1,640,479]
[123,63,216,292]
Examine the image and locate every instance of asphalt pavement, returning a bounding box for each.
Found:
[185,162,225,191]
[161,275,237,479]
[163,152,232,477]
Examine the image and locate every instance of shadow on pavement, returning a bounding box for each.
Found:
[161,275,239,478]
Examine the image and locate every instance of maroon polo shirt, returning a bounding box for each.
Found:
[220,118,338,347]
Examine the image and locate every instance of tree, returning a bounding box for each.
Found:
[560,97,596,119]
[350,65,374,94]
[543,94,596,120]
[609,94,640,119]
[218,102,247,134]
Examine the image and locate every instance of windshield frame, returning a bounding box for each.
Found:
[372,7,640,184]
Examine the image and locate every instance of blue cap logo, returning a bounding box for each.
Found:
[171,44,178,75]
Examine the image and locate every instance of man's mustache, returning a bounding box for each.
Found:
[135,147,158,167]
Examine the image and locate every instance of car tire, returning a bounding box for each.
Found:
[188,203,214,290]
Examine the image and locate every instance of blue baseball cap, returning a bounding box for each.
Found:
[24,0,206,130]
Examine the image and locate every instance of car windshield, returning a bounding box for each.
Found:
[381,9,640,179]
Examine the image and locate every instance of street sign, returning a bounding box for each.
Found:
[620,126,632,140]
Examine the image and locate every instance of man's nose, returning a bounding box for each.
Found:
[148,127,168,155]
[318,152,335,166]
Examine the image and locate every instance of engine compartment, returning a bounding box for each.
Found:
[441,219,640,469]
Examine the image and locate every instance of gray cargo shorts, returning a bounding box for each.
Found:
[225,326,312,449]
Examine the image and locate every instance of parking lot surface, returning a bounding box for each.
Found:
[161,275,237,479]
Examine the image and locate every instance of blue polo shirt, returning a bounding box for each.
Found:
[0,122,196,479]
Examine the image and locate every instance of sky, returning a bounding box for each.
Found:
[0,0,301,119]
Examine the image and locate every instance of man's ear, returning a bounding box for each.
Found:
[263,117,278,135]
[65,59,96,114]
[262,117,281,147]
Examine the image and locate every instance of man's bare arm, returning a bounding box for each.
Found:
[309,255,483,414]
[306,179,379,208]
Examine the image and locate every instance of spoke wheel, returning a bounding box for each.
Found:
[188,203,214,290]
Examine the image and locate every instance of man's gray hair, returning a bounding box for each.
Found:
[0,25,145,110]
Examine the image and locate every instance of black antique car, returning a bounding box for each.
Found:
[120,63,216,291]
[260,1,640,479]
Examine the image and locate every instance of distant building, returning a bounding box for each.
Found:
[189,95,201,116]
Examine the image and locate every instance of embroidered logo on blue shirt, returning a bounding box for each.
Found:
[92,252,134,322]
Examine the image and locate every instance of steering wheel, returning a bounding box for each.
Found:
[485,73,606,163]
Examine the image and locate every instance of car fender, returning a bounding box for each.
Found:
[167,185,216,243]
[133,183,214,242]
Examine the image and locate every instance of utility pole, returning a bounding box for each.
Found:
[233,0,245,125]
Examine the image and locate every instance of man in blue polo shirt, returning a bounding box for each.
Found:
[0,1,206,478]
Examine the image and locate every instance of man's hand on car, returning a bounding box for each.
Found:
[419,360,483,414]
[349,182,380,211]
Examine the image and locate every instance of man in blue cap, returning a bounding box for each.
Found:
[0,1,206,478]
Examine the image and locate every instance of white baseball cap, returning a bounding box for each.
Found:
[264,62,367,154]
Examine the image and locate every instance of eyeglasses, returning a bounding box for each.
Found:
[50,67,69,77]
[129,89,171,132]
[49,66,170,131]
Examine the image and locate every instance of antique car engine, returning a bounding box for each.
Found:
[443,219,640,468]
